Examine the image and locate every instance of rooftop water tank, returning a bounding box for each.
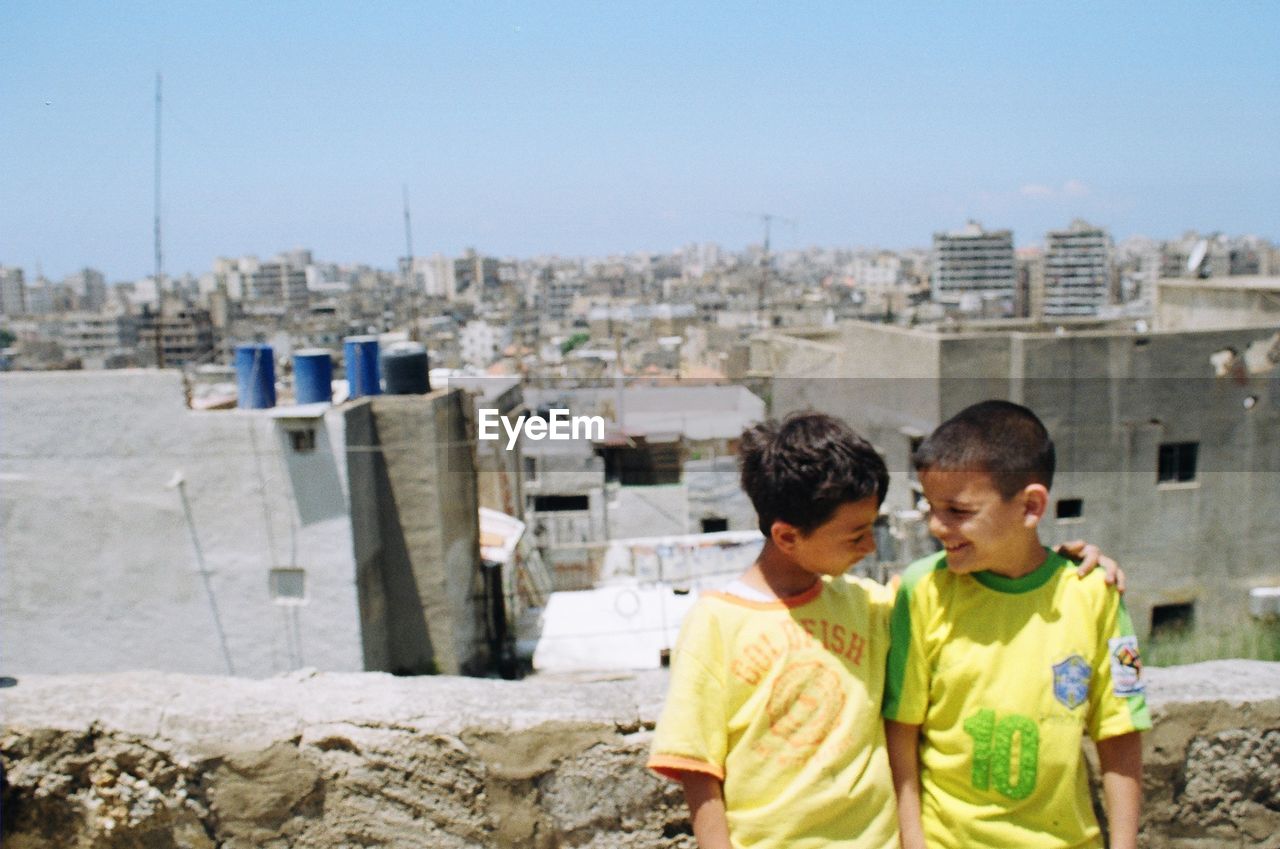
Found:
[234,344,276,409]
[343,336,381,399]
[383,341,431,395]
[293,349,333,405]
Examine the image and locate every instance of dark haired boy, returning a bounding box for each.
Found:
[648,412,900,848]
[884,400,1149,849]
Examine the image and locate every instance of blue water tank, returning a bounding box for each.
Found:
[344,336,382,399]
[383,342,431,395]
[234,344,276,409]
[293,349,333,404]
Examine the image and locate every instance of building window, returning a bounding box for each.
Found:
[270,568,306,602]
[288,427,317,453]
[701,516,729,533]
[533,494,590,512]
[523,455,538,482]
[1055,498,1083,520]
[1157,442,1198,484]
[1150,601,1194,637]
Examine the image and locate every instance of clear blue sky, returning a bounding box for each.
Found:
[3,1,1277,281]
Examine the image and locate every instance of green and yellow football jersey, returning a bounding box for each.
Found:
[883,549,1151,849]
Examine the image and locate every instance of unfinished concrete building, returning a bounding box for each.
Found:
[755,318,1280,644]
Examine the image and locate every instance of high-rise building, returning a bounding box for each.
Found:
[417,253,456,299]
[249,259,309,313]
[63,267,108,312]
[930,221,1016,313]
[1043,220,1113,317]
[454,250,501,303]
[0,265,26,316]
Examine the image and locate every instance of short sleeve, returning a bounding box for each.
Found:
[647,602,729,782]
[883,563,933,725]
[1088,589,1153,740]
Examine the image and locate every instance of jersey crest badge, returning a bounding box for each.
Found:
[1052,654,1091,709]
[1108,636,1145,696]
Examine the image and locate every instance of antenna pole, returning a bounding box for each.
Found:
[758,214,773,327]
[153,72,165,368]
[402,184,415,262]
[402,184,419,342]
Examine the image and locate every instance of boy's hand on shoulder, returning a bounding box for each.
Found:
[1057,540,1126,593]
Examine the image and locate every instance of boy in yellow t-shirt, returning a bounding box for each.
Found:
[648,413,900,848]
[883,400,1150,849]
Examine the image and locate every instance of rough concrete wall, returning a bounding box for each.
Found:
[1008,327,1280,640]
[345,390,485,677]
[1155,284,1280,331]
[3,661,1277,849]
[769,323,944,513]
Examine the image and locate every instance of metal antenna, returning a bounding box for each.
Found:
[749,212,796,328]
[153,72,165,368]
[403,184,419,341]
[403,184,415,262]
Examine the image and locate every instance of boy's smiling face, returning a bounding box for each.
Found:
[786,495,880,578]
[919,468,1047,578]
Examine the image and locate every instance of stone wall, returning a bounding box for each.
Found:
[3,661,1277,848]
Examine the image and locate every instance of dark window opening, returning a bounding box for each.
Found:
[1055,498,1083,520]
[1151,602,1194,636]
[270,568,306,601]
[533,494,590,512]
[597,437,683,486]
[1157,442,1198,483]
[701,516,729,533]
[288,428,316,453]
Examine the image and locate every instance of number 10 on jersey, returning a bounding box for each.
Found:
[962,708,1039,800]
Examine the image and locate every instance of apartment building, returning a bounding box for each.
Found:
[1043,219,1114,317]
[931,221,1016,314]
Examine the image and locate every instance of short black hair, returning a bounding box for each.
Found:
[739,412,889,536]
[913,399,1055,498]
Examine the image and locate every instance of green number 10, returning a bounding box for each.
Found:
[961,708,1039,800]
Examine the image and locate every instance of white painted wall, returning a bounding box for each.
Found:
[0,370,362,676]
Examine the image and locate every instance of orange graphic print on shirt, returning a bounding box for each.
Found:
[726,616,867,763]
[766,660,845,748]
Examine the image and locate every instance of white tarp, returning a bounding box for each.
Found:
[531,582,700,672]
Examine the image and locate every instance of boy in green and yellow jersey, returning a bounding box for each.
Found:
[883,400,1150,849]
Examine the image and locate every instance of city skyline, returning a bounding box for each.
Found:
[4,1,1278,281]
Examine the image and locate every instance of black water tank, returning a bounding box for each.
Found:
[382,342,431,395]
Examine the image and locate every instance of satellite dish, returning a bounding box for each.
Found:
[1186,239,1209,276]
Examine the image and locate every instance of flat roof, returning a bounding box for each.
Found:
[1157,275,1280,291]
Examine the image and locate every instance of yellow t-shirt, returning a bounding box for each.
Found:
[883,550,1152,849]
[648,575,899,849]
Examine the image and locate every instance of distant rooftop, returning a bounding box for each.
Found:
[1156,275,1280,291]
